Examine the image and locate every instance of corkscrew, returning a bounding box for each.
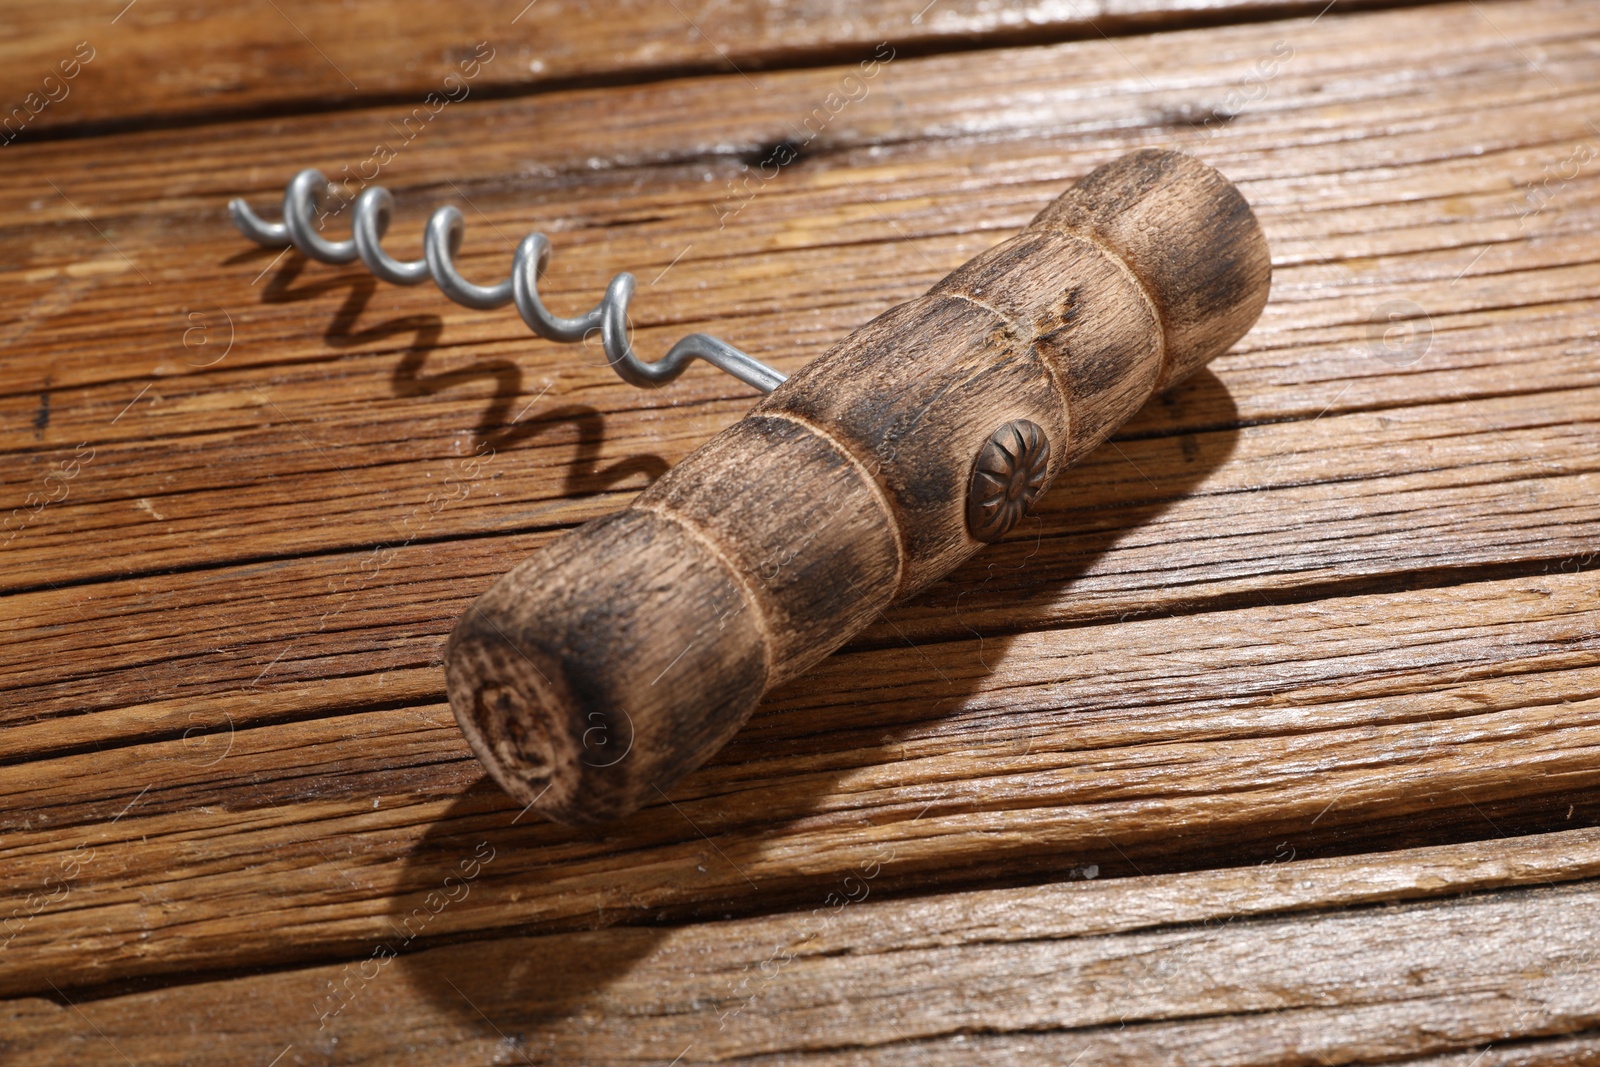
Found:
[228,168,786,393]
[229,150,1271,826]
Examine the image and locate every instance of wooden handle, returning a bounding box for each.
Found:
[445,149,1271,824]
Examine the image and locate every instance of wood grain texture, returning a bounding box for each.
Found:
[3,0,1597,600]
[0,0,1429,137]
[2,0,1599,1058]
[8,826,1600,1064]
[4,568,1599,998]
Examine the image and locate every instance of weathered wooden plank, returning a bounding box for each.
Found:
[4,0,1598,597]
[3,0,1599,1025]
[2,569,1597,996]
[0,0,1426,138]
[6,826,1600,1065]
[5,380,1592,749]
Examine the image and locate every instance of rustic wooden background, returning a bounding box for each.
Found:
[4,0,1600,1062]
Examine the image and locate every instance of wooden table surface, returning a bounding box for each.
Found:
[4,0,1600,1062]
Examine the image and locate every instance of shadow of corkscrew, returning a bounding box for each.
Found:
[231,245,669,491]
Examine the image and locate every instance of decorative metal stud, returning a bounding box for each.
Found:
[966,419,1051,542]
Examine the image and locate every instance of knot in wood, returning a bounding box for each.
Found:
[966,419,1051,543]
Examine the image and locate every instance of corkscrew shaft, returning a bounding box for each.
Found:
[229,169,787,394]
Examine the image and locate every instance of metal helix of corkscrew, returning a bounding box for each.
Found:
[229,169,787,393]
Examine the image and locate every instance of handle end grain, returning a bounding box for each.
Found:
[446,508,769,824]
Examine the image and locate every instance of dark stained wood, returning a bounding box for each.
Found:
[447,149,1269,824]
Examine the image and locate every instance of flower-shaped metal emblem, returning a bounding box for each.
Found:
[966,419,1051,543]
